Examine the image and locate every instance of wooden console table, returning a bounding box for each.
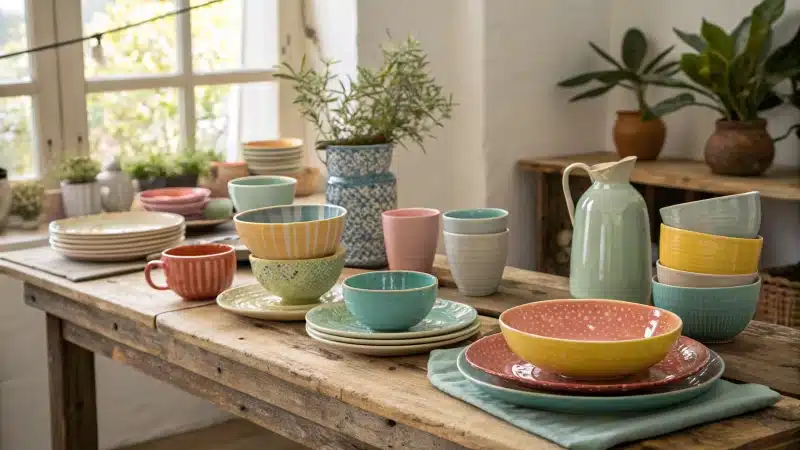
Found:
[1,254,799,449]
[518,152,800,275]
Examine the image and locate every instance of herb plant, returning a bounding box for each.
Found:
[123,152,171,180]
[10,181,44,220]
[172,149,220,177]
[557,28,680,118]
[275,36,454,151]
[60,156,101,184]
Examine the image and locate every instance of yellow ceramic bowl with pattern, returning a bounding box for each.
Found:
[659,223,763,275]
[499,299,682,378]
[234,204,346,259]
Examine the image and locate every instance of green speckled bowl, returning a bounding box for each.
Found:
[249,246,346,304]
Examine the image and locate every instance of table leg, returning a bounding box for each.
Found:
[46,314,99,450]
[534,172,548,272]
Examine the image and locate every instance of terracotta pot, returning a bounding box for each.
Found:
[199,161,249,197]
[612,110,666,161]
[704,119,774,176]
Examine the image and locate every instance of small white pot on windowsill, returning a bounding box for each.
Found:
[60,181,102,217]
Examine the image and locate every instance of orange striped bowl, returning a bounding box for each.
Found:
[234,204,347,259]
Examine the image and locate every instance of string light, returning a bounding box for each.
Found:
[91,35,105,66]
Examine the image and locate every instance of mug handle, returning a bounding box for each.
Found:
[144,260,170,291]
[562,162,592,226]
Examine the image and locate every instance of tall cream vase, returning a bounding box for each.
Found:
[60,181,102,217]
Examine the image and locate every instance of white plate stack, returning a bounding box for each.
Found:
[242,139,304,176]
[49,211,186,262]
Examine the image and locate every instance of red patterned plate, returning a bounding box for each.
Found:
[465,334,710,394]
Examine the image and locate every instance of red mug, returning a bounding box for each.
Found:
[145,244,236,300]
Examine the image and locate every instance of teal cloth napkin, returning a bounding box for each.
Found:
[428,347,780,450]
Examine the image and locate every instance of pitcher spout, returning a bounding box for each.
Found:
[590,156,636,183]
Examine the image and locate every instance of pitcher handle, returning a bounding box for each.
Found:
[562,163,592,226]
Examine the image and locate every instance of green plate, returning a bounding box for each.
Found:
[217,284,342,321]
[305,299,477,339]
[457,348,724,414]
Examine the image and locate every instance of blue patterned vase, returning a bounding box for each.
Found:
[325,143,397,268]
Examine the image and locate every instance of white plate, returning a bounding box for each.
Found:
[243,150,303,159]
[51,237,184,257]
[52,238,184,262]
[50,231,183,250]
[216,284,342,321]
[185,218,231,230]
[50,212,185,237]
[305,319,482,346]
[306,326,479,356]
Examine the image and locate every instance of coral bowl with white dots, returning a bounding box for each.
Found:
[498,299,683,379]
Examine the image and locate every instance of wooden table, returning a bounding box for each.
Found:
[518,152,800,275]
[2,254,799,450]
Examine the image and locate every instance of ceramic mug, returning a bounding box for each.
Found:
[443,208,508,234]
[443,229,509,296]
[227,175,296,212]
[382,208,441,273]
[145,243,236,300]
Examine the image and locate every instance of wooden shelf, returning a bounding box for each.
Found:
[519,152,800,201]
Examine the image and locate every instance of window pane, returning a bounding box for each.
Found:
[88,88,180,163]
[191,0,277,72]
[0,96,35,177]
[195,83,277,160]
[0,0,30,82]
[82,0,177,77]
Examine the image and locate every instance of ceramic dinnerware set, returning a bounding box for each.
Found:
[49,211,185,262]
[216,204,348,320]
[242,139,305,176]
[443,208,510,296]
[458,298,724,413]
[653,191,763,343]
[305,270,480,356]
[138,187,234,229]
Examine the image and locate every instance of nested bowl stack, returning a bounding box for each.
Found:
[654,192,763,343]
[242,139,304,176]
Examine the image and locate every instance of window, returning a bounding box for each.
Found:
[0,0,305,183]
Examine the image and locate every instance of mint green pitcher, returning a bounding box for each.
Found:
[562,156,652,304]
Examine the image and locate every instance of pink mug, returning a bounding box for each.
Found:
[145,244,236,300]
[382,208,441,273]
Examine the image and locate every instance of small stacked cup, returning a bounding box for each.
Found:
[442,208,509,296]
[652,191,763,343]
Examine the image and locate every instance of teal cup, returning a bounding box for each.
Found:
[443,208,508,234]
[342,271,438,331]
[652,276,761,343]
[227,175,296,212]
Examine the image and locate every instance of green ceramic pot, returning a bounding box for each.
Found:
[652,276,761,343]
[342,270,437,331]
[249,246,345,304]
[228,175,296,212]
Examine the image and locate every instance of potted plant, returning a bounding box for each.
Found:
[276,36,454,268]
[10,181,45,228]
[123,152,171,191]
[60,156,102,217]
[167,149,218,187]
[0,167,11,231]
[645,0,800,176]
[557,28,681,160]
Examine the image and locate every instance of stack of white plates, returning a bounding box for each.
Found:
[243,139,304,176]
[49,212,185,262]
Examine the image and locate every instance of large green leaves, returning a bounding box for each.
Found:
[641,45,675,74]
[701,19,734,60]
[589,41,624,69]
[568,84,616,102]
[753,0,785,24]
[557,70,635,87]
[674,28,707,52]
[622,28,648,71]
[644,93,696,119]
[765,24,800,77]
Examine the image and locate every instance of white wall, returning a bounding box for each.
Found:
[0,268,229,450]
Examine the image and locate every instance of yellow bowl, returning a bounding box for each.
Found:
[659,223,762,275]
[234,204,346,259]
[499,299,682,378]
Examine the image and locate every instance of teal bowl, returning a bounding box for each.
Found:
[343,271,438,331]
[227,175,296,212]
[443,208,508,234]
[652,276,761,343]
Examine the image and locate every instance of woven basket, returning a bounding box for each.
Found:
[756,263,800,329]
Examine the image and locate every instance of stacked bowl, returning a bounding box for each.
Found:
[443,208,509,296]
[139,187,211,221]
[653,191,763,343]
[458,299,725,414]
[217,204,348,320]
[304,270,480,356]
[242,139,304,176]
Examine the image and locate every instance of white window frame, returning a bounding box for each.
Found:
[49,0,306,182]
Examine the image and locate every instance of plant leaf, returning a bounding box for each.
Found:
[653,61,679,74]
[674,28,707,52]
[680,53,711,87]
[568,84,615,102]
[621,28,648,71]
[765,24,800,76]
[588,42,624,69]
[758,90,784,111]
[645,93,696,119]
[701,19,734,60]
[731,17,751,55]
[557,70,622,87]
[752,0,785,24]
[642,45,675,74]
